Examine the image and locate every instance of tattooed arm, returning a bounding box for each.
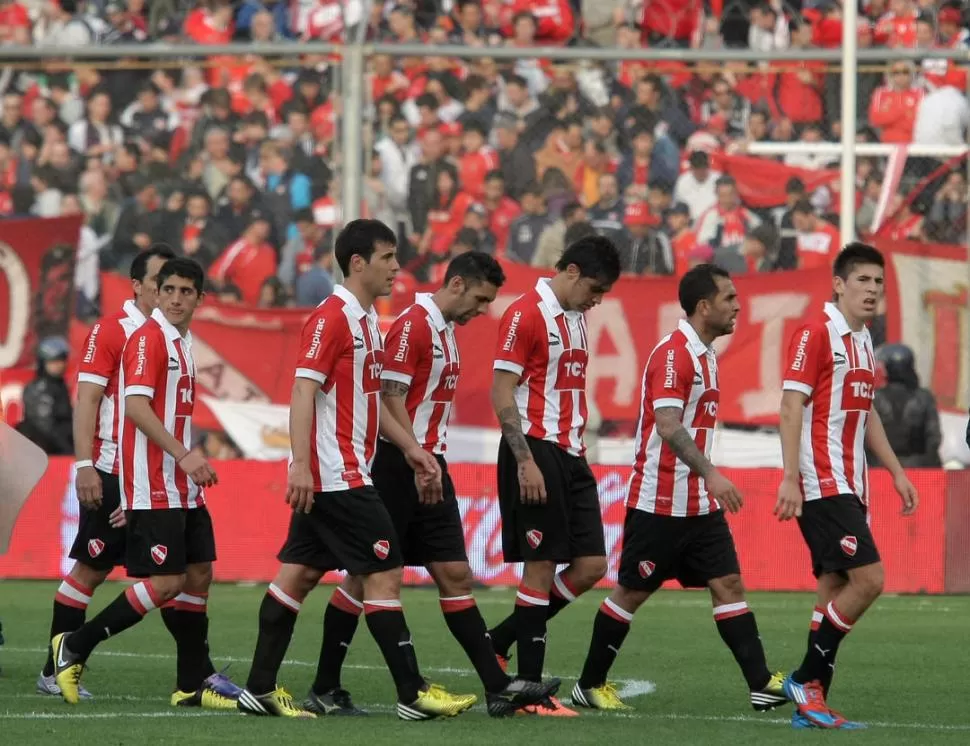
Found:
[491,370,532,464]
[653,407,716,478]
[380,379,417,444]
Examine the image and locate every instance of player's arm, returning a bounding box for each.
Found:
[380,380,418,444]
[865,407,918,515]
[653,407,717,480]
[379,316,421,443]
[73,381,106,508]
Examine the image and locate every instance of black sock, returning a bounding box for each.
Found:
[805,606,837,695]
[512,584,549,682]
[440,596,509,693]
[44,577,94,676]
[161,594,216,692]
[714,604,771,691]
[489,572,577,659]
[578,599,633,689]
[246,586,301,695]
[793,602,853,687]
[363,601,424,703]
[312,587,362,694]
[66,581,160,661]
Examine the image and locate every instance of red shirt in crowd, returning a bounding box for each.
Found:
[501,0,575,43]
[796,221,840,270]
[427,192,475,255]
[487,196,522,253]
[0,1,29,42]
[774,60,825,124]
[874,10,917,48]
[639,0,702,43]
[210,238,278,304]
[459,147,500,200]
[868,85,923,143]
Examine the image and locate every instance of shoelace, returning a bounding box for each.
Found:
[274,688,303,714]
[601,683,622,702]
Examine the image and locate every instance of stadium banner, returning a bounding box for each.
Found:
[0,457,952,593]
[0,215,82,369]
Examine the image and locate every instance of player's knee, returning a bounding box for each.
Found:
[363,567,403,599]
[431,562,474,597]
[150,573,187,602]
[340,574,364,601]
[70,562,110,590]
[850,563,884,601]
[709,573,745,605]
[575,555,608,587]
[183,562,213,595]
[612,585,649,614]
[274,564,320,601]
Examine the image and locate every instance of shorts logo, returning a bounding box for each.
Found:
[638,560,656,579]
[373,539,390,560]
[526,529,543,549]
[87,538,105,558]
[151,544,168,565]
[840,535,858,557]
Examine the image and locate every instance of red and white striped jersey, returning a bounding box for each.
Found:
[782,302,876,503]
[493,279,589,457]
[119,309,202,510]
[77,300,147,475]
[381,293,460,455]
[627,320,721,517]
[295,284,384,492]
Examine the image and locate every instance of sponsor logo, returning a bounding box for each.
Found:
[134,335,148,376]
[353,334,365,350]
[502,311,522,352]
[548,332,561,347]
[841,368,876,412]
[638,560,655,578]
[525,529,543,549]
[664,348,676,389]
[394,320,411,363]
[833,352,847,368]
[306,317,326,359]
[432,343,444,359]
[150,544,168,565]
[87,538,105,558]
[693,374,703,385]
[373,539,390,560]
[83,324,100,364]
[790,330,811,372]
[840,535,858,557]
[555,348,588,392]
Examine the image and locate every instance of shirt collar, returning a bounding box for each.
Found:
[535,278,566,317]
[415,292,448,332]
[123,299,147,325]
[824,301,870,341]
[151,307,192,345]
[678,319,711,357]
[333,284,376,322]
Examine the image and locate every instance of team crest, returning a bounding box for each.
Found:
[638,560,656,579]
[373,539,390,560]
[151,544,168,565]
[840,535,858,557]
[526,529,543,549]
[87,538,105,558]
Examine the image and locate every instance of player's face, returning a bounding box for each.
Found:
[567,272,612,313]
[705,276,741,336]
[361,241,399,297]
[452,279,498,325]
[134,255,169,310]
[834,262,884,322]
[159,275,202,331]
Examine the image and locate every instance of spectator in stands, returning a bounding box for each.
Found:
[914,77,970,146]
[210,214,278,305]
[792,199,840,269]
[784,122,838,170]
[408,128,454,238]
[78,169,120,250]
[701,76,749,138]
[666,201,696,277]
[695,176,760,256]
[160,189,220,268]
[213,175,268,250]
[259,140,312,241]
[280,207,329,288]
[458,120,500,199]
[617,124,677,201]
[621,201,673,275]
[772,176,805,270]
[925,171,968,244]
[294,242,336,307]
[587,171,629,250]
[575,139,616,206]
[462,202,499,255]
[459,74,497,131]
[483,170,521,250]
[775,18,825,126]
[748,2,790,52]
[741,223,779,274]
[505,182,551,263]
[375,113,417,233]
[37,0,93,47]
[533,199,586,269]
[107,174,162,270]
[855,171,884,234]
[0,91,36,151]
[68,89,124,163]
[673,150,720,223]
[628,75,697,146]
[493,114,536,200]
[17,336,74,456]
[868,62,923,143]
[30,166,63,218]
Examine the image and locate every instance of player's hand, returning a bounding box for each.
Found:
[286,461,315,514]
[707,470,743,514]
[518,460,547,505]
[774,475,804,521]
[177,450,218,488]
[76,465,103,510]
[108,506,127,528]
[894,471,919,516]
[405,446,443,505]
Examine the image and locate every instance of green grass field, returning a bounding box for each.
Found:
[1,581,968,744]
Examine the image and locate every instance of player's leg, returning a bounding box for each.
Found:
[805,571,847,696]
[306,573,367,716]
[51,509,190,704]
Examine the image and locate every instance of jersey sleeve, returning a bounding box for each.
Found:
[123,326,165,400]
[295,310,347,385]
[77,320,123,388]
[381,311,429,386]
[646,343,694,410]
[782,324,825,397]
[493,303,537,378]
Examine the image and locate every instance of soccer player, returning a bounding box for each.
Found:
[488,235,620,717]
[774,243,918,730]
[51,258,233,709]
[237,219,476,721]
[38,245,172,697]
[314,252,561,717]
[571,264,787,712]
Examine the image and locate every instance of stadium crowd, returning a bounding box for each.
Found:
[0,0,968,316]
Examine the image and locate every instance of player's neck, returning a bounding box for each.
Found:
[430,290,454,322]
[835,300,866,332]
[687,318,717,347]
[548,275,571,310]
[341,278,378,312]
[135,299,153,319]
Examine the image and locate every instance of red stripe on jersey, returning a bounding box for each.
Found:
[173,341,191,509]
[359,320,379,468]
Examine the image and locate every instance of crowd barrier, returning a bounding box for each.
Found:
[1,458,966,594]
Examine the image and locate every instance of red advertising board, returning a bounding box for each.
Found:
[0,458,948,594]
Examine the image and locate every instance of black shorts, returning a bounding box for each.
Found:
[797,494,880,578]
[370,440,467,566]
[497,436,606,563]
[277,486,404,575]
[617,509,741,593]
[69,469,126,571]
[125,507,217,577]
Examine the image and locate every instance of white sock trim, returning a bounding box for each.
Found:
[553,573,576,602]
[603,597,634,622]
[335,586,364,609]
[268,583,302,612]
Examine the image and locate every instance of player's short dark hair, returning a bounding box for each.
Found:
[334,218,397,275]
[833,241,884,279]
[157,257,205,295]
[444,251,506,289]
[679,263,730,316]
[556,234,621,285]
[130,243,177,283]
